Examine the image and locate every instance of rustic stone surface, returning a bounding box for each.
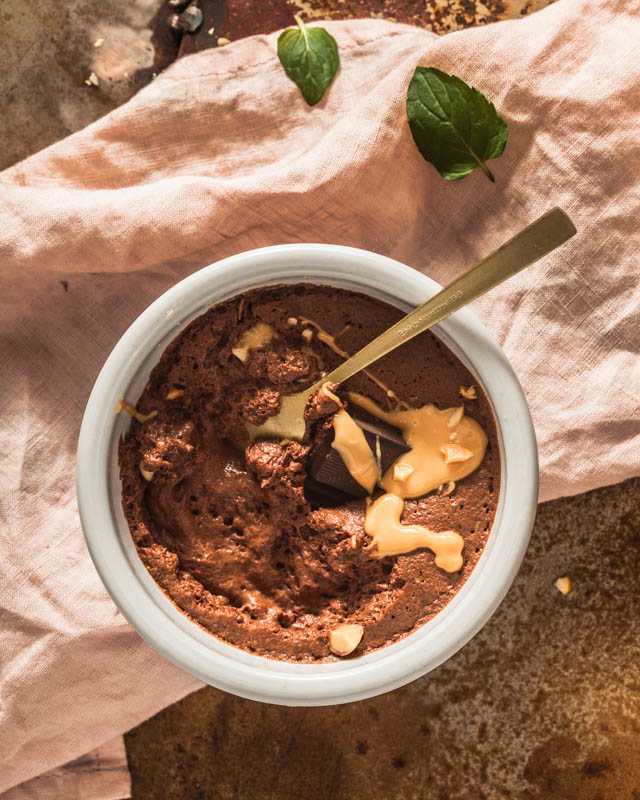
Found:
[211,0,555,42]
[125,477,640,799]
[1,0,177,170]
[1,0,554,169]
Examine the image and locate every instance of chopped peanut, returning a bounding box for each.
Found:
[441,444,473,464]
[329,624,364,656]
[393,462,414,482]
[448,406,464,427]
[554,576,572,595]
[139,460,154,481]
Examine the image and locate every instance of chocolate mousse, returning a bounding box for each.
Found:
[118,284,500,662]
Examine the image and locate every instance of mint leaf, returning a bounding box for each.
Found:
[277,15,339,106]
[406,67,508,182]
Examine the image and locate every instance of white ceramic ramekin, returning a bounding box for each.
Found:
[77,244,537,706]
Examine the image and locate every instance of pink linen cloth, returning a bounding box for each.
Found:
[0,739,129,800]
[1,0,639,796]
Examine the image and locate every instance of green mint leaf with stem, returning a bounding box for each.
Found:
[277,15,339,106]
[406,66,508,182]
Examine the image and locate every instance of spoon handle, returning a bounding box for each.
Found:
[323,207,576,388]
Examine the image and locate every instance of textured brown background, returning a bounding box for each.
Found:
[3,1,639,798]
[2,0,553,170]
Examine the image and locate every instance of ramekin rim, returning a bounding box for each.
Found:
[77,243,538,705]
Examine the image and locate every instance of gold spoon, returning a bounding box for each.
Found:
[246,207,576,443]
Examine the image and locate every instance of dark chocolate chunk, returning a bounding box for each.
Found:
[350,406,410,474]
[304,477,354,509]
[306,405,410,505]
[308,431,369,499]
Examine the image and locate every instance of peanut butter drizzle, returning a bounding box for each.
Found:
[320,382,343,407]
[287,314,487,569]
[231,322,273,363]
[346,393,488,570]
[365,494,464,570]
[348,394,487,498]
[298,316,407,410]
[115,397,158,424]
[331,409,379,494]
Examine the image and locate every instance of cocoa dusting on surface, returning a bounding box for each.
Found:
[119,284,500,662]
